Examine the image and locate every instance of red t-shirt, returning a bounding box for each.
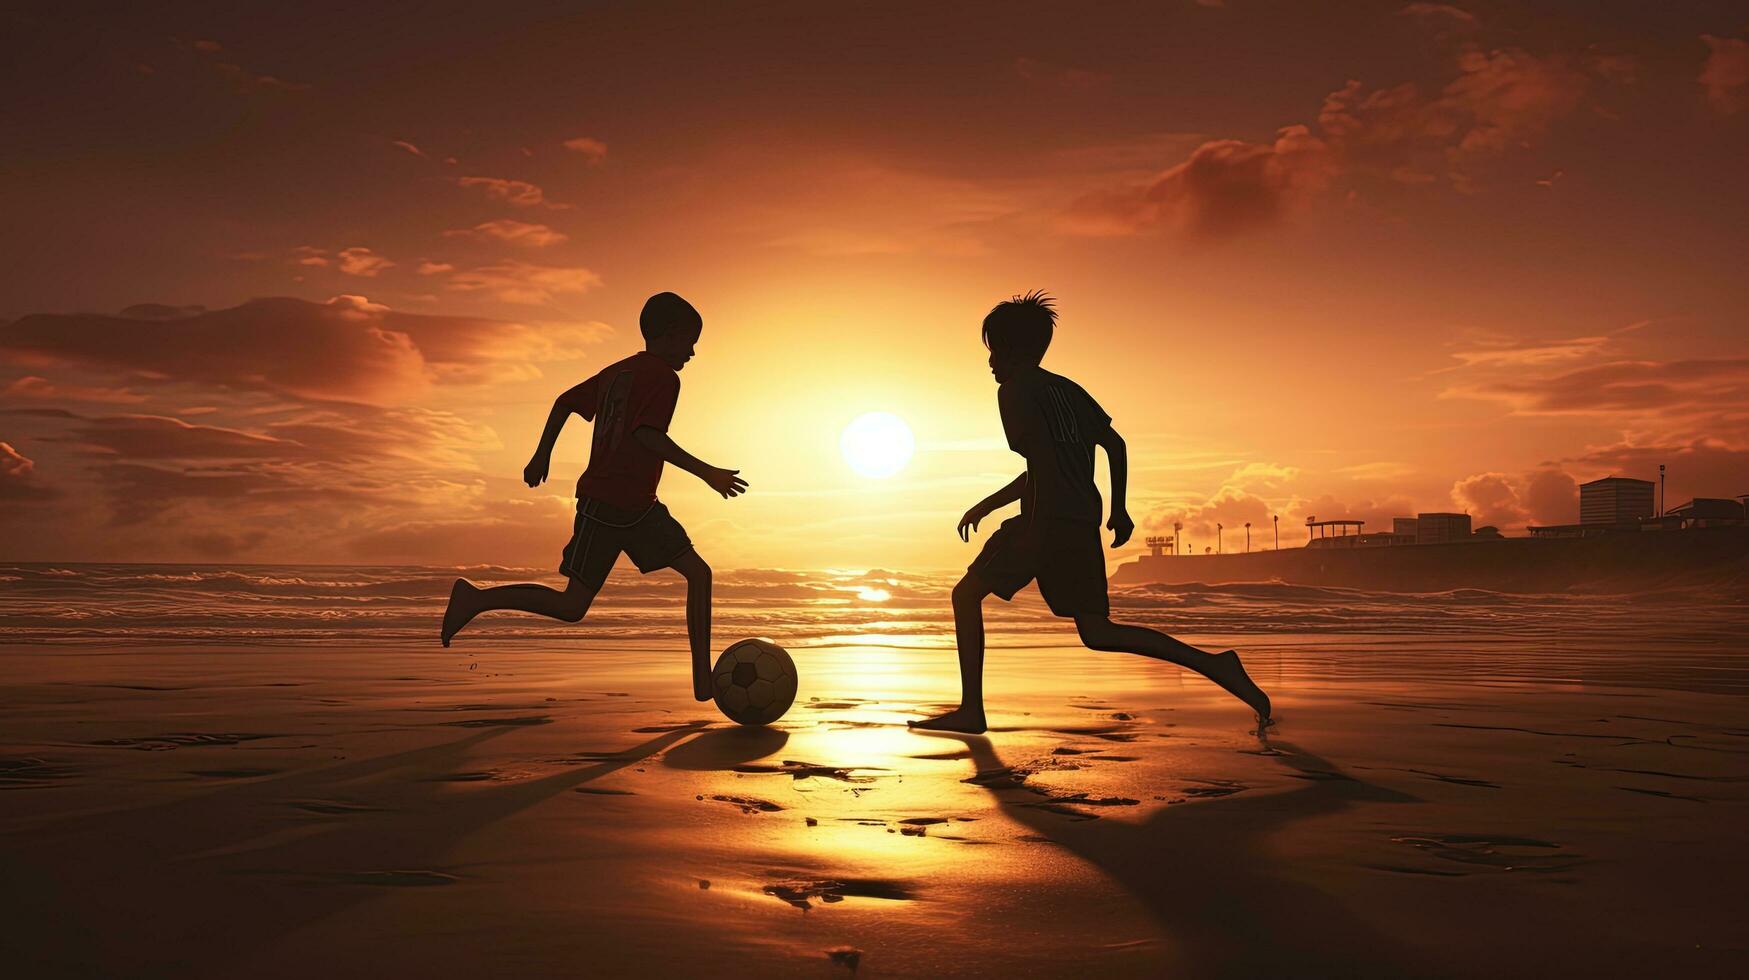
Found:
[559,352,681,509]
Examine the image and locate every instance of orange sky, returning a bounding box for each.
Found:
[3,1,1747,570]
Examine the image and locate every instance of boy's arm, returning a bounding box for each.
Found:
[633,426,748,498]
[958,473,1026,541]
[1098,427,1134,547]
[523,384,592,487]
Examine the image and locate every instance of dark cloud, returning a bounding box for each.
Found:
[0,296,605,402]
[1700,34,1749,113]
[0,441,56,502]
[56,414,301,460]
[1450,471,1525,526]
[1521,468,1579,525]
[1569,440,1749,502]
[1451,358,1749,416]
[1067,43,1601,237]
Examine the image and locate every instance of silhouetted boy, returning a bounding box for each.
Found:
[911,292,1271,733]
[441,292,746,701]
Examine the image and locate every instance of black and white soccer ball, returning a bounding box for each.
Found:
[711,638,797,726]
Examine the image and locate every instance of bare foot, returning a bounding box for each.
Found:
[1207,650,1271,723]
[440,579,478,647]
[908,706,988,734]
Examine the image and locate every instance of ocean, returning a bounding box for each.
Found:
[3,563,1745,664]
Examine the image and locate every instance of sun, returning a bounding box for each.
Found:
[839,412,914,478]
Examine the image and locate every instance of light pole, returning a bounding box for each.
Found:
[1245,522,1251,553]
[1173,522,1182,556]
[1273,514,1279,550]
[1216,523,1223,554]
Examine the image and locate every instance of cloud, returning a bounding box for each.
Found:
[1700,34,1749,113]
[54,414,301,460]
[1445,332,1612,369]
[455,176,552,207]
[1450,471,1525,526]
[1447,357,1749,417]
[561,137,608,164]
[336,247,394,276]
[287,246,394,276]
[0,296,603,402]
[1568,439,1749,502]
[1336,461,1418,480]
[120,303,207,320]
[177,36,310,93]
[1066,127,1334,238]
[1067,44,1600,237]
[3,376,147,405]
[1521,467,1578,525]
[444,261,603,305]
[1399,3,1478,29]
[0,440,55,502]
[1142,485,1278,548]
[1014,57,1113,90]
[445,219,569,248]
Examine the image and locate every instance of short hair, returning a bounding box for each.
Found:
[640,292,702,341]
[982,290,1057,363]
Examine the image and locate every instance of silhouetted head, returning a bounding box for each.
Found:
[982,290,1056,383]
[641,292,703,371]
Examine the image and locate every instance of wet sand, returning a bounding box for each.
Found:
[2,636,1745,977]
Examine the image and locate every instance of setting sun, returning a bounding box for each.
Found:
[839,412,915,479]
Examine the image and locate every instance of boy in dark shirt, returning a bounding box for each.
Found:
[440,292,747,702]
[911,291,1271,733]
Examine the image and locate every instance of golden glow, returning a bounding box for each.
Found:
[839,412,915,479]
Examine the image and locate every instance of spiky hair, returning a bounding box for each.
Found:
[640,291,702,341]
[981,290,1057,363]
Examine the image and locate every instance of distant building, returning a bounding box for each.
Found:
[1416,512,1472,544]
[1581,477,1654,525]
[1666,498,1746,524]
[1472,525,1503,540]
[1393,517,1418,537]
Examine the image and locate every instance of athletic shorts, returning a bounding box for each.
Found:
[970,516,1109,618]
[559,497,693,589]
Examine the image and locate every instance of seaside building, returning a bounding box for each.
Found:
[1665,498,1746,526]
[1415,512,1472,544]
[1393,517,1418,537]
[1580,477,1655,525]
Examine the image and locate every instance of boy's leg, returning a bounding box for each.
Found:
[441,576,597,647]
[909,573,993,734]
[1072,616,1271,721]
[666,548,714,702]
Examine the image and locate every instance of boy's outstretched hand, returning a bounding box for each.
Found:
[957,503,990,541]
[523,453,550,488]
[1108,509,1135,548]
[703,467,748,498]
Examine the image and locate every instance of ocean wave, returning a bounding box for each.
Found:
[0,563,1743,647]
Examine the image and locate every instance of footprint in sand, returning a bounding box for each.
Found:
[698,794,783,814]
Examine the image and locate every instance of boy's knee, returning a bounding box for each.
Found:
[1075,615,1116,648]
[951,576,985,606]
[684,558,711,583]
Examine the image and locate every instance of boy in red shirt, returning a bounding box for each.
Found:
[911,291,1271,733]
[441,292,746,701]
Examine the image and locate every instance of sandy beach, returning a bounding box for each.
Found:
[3,630,1745,978]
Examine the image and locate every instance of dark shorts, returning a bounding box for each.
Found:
[559,498,693,589]
[970,516,1109,618]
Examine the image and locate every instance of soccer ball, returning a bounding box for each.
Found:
[711,638,797,726]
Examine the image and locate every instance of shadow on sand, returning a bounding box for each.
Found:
[3,720,706,977]
[921,730,1429,979]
